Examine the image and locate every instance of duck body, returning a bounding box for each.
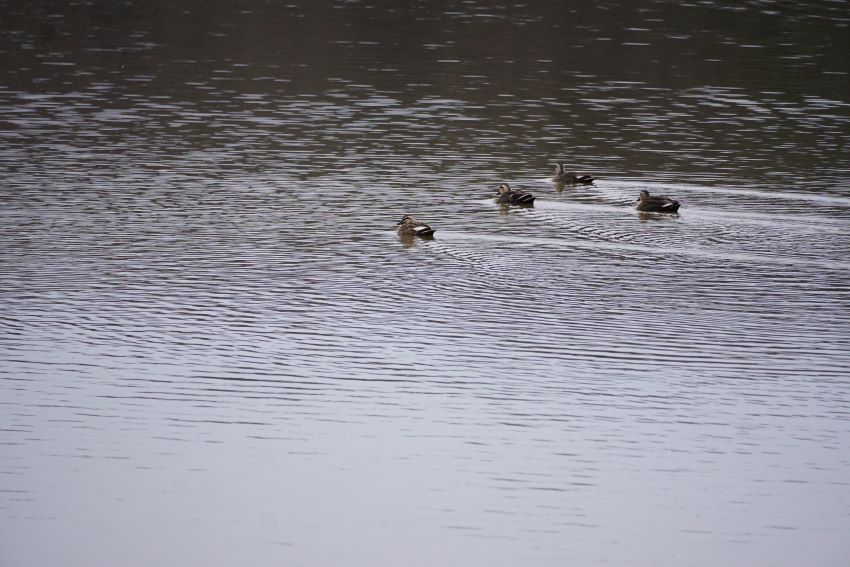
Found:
[496,183,535,206]
[395,215,435,238]
[552,162,594,184]
[635,189,680,213]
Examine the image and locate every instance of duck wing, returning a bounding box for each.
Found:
[412,224,434,236]
[640,196,680,212]
[654,195,679,210]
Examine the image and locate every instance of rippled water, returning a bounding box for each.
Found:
[2,2,849,566]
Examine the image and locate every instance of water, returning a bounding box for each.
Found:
[2,2,849,566]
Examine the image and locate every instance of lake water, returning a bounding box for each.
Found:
[2,2,849,566]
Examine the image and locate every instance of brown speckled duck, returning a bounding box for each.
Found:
[552,162,594,184]
[496,183,535,206]
[395,215,435,238]
[634,189,681,213]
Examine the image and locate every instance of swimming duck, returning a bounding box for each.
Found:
[552,162,594,184]
[395,215,435,238]
[634,189,681,213]
[496,183,535,206]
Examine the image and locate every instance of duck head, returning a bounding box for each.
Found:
[638,189,650,201]
[497,183,512,194]
[396,215,412,225]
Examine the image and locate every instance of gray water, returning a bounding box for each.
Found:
[2,2,850,566]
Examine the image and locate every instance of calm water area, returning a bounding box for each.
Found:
[2,1,850,566]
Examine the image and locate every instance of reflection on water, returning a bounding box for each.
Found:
[2,2,849,566]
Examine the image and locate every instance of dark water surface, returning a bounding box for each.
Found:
[2,2,849,566]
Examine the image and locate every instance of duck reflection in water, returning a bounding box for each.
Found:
[638,211,680,222]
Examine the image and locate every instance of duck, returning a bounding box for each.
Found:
[634,189,681,213]
[552,162,594,184]
[496,183,535,206]
[395,215,435,238]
